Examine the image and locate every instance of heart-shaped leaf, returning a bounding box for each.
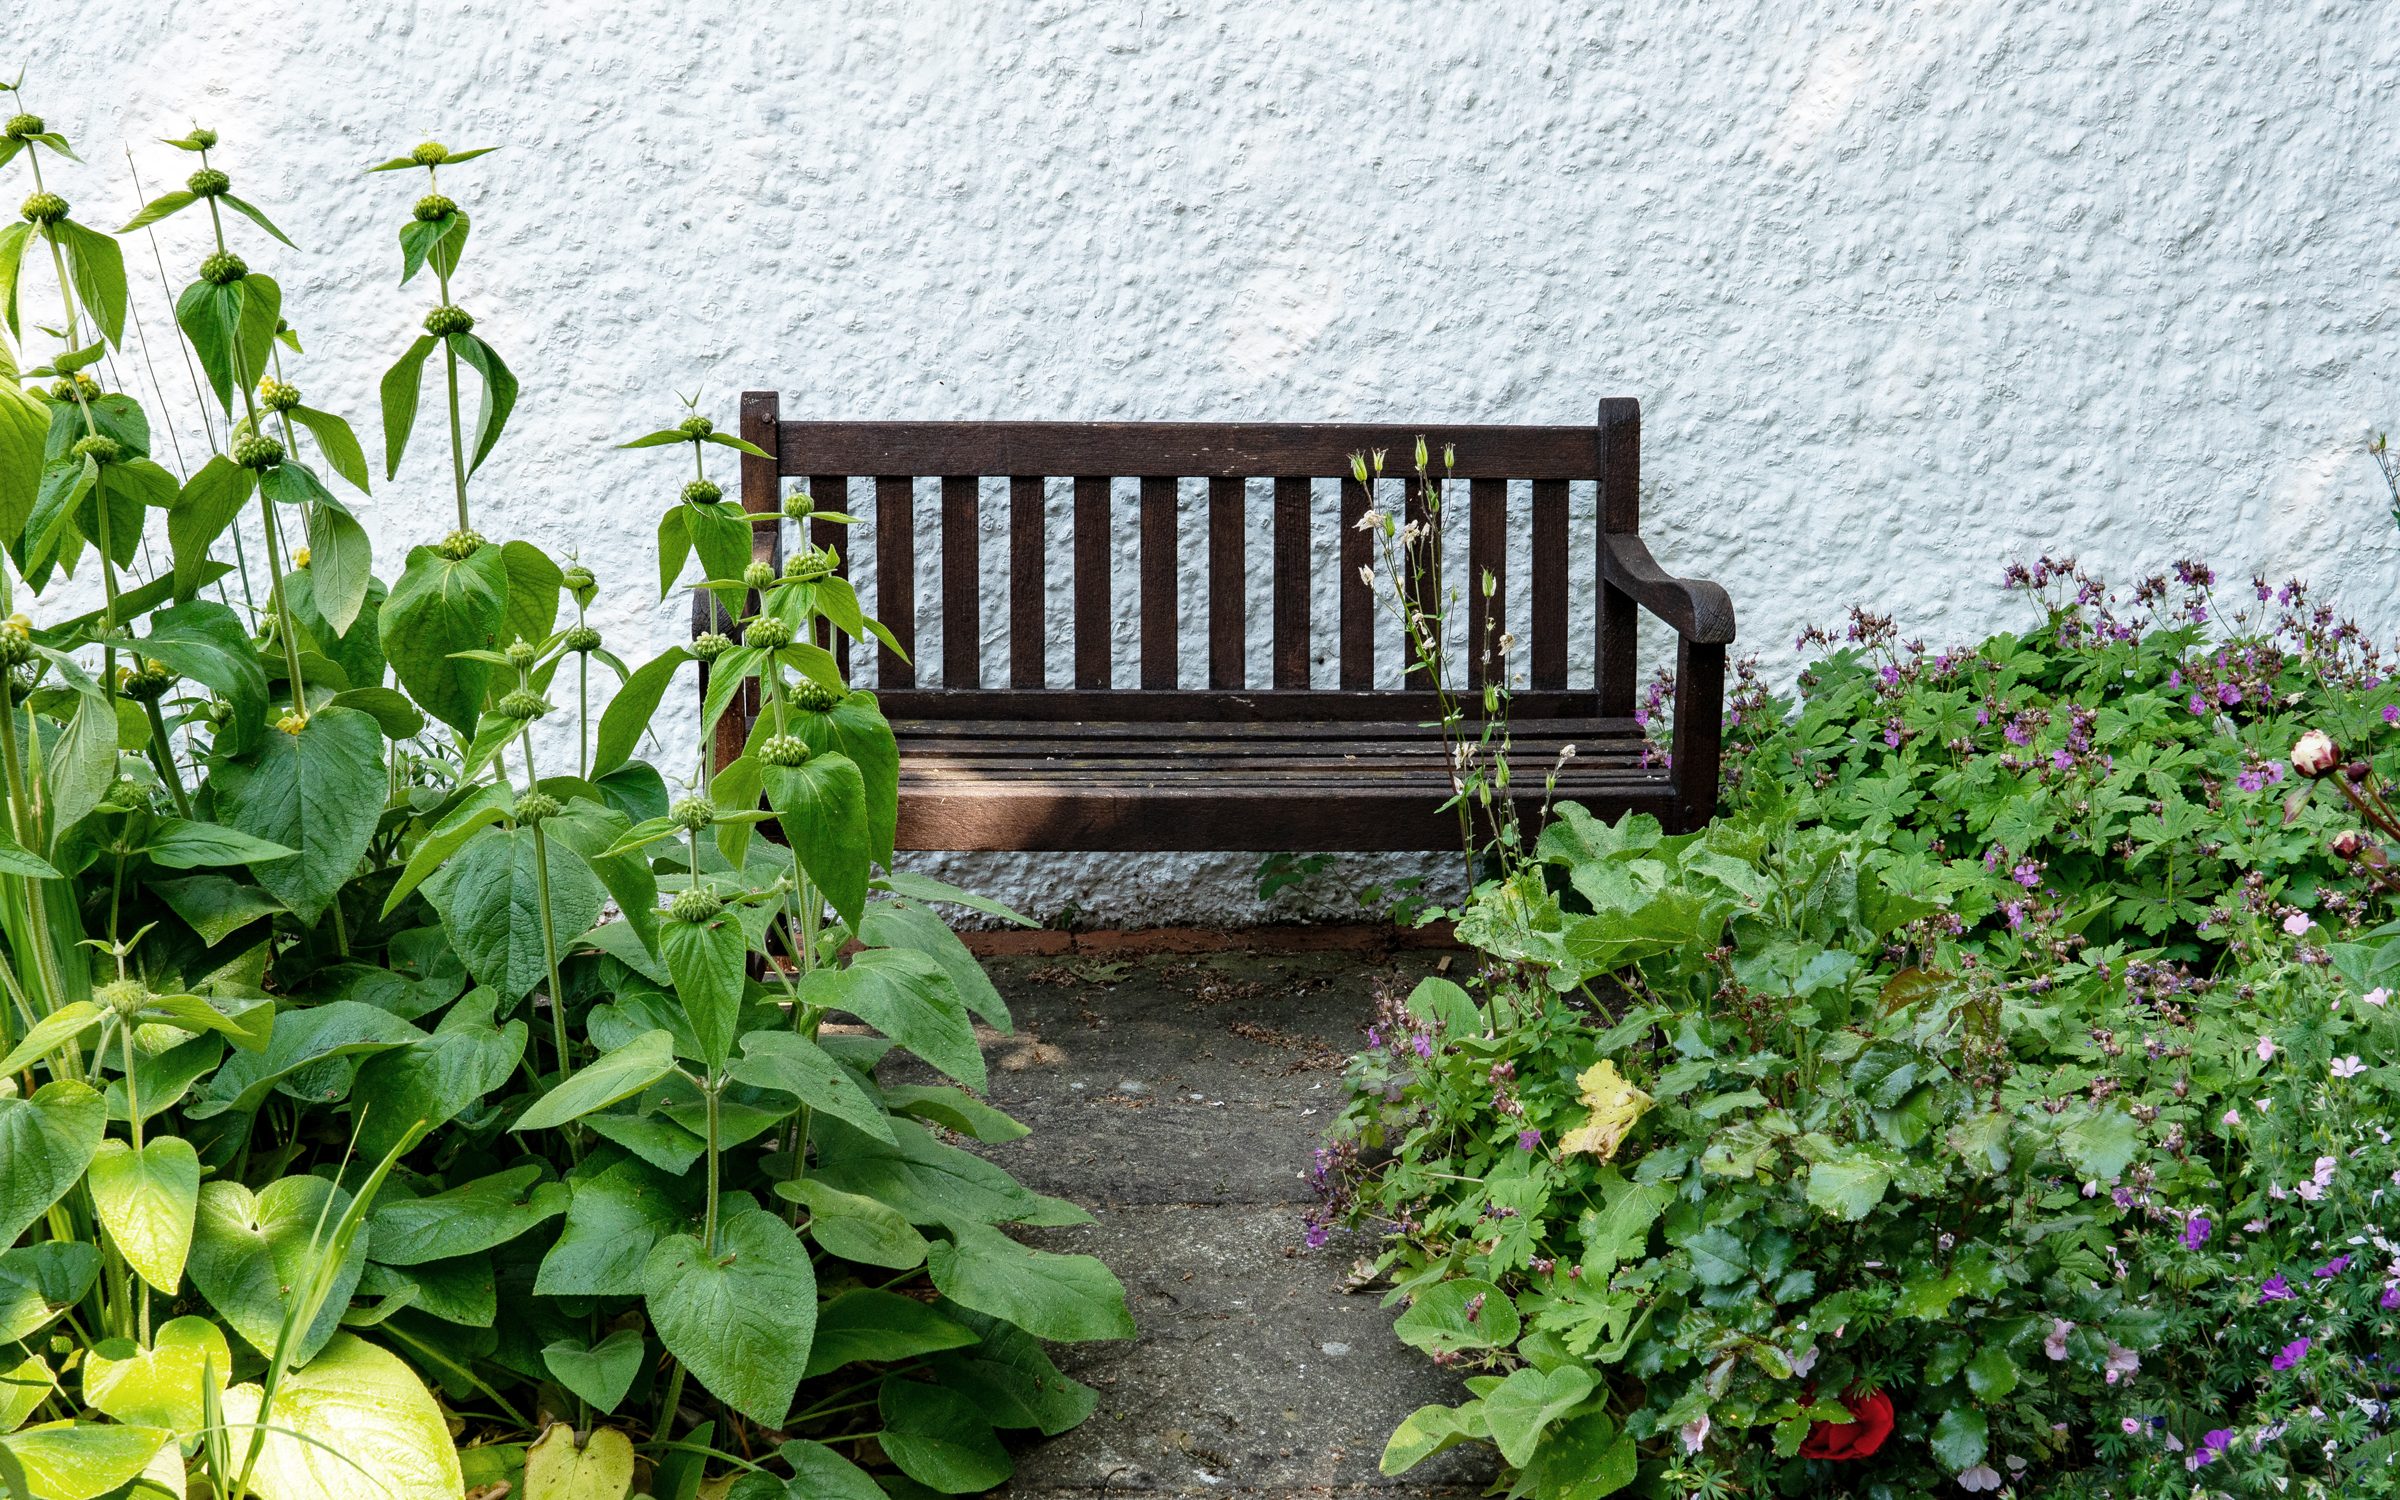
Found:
[522,1422,633,1500]
[0,1422,171,1500]
[876,1378,1011,1494]
[0,1245,98,1344]
[924,1222,1135,1344]
[85,1138,199,1294]
[539,1331,646,1416]
[218,1332,462,1500]
[0,1083,104,1248]
[642,1207,816,1427]
[80,1317,229,1434]
[187,1177,367,1363]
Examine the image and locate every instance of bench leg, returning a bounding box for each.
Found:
[1669,638,1724,832]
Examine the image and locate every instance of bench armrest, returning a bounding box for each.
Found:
[1603,533,1736,645]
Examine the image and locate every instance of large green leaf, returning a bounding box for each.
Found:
[803,1289,977,1379]
[642,1206,816,1426]
[348,988,525,1163]
[54,221,126,347]
[422,825,605,1000]
[1805,1147,1898,1222]
[1930,1405,1990,1472]
[658,917,747,1069]
[365,1165,569,1265]
[778,1177,928,1270]
[497,539,560,653]
[536,800,659,963]
[141,597,271,756]
[1481,1364,1596,1467]
[533,1156,693,1297]
[139,819,295,870]
[187,1176,367,1363]
[84,1138,200,1295]
[44,695,118,847]
[81,1316,229,1435]
[794,693,900,870]
[217,1333,462,1500]
[380,542,507,736]
[0,1244,98,1344]
[928,1299,1099,1436]
[1392,1278,1518,1355]
[0,1423,170,1500]
[282,568,387,696]
[726,1031,894,1142]
[925,1222,1133,1343]
[148,874,281,947]
[0,337,46,550]
[802,949,983,1090]
[208,706,385,922]
[306,504,375,636]
[2056,1106,2142,1181]
[288,404,370,494]
[165,455,253,601]
[0,1084,105,1247]
[876,1377,1012,1494]
[727,1442,883,1500]
[539,1328,645,1416]
[810,1115,1041,1229]
[514,1030,675,1132]
[378,335,437,479]
[687,500,754,593]
[594,648,690,777]
[447,333,517,474]
[762,754,870,931]
[187,1002,421,1119]
[858,898,1011,1033]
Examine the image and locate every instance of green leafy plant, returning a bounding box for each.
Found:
[0,76,1129,1500]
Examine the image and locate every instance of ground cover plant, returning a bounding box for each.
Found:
[0,79,1128,1500]
[1318,548,2400,1498]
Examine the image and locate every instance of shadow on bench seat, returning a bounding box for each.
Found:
[705,398,1736,849]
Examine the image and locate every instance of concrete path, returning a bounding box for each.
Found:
[880,950,1498,1499]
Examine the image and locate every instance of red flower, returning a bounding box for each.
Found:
[1799,1388,1894,1461]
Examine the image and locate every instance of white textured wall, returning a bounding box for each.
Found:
[18,0,2400,926]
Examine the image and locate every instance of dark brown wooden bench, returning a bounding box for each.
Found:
[703,394,1736,851]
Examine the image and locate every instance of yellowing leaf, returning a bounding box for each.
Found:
[522,1423,633,1500]
[1557,1061,1654,1161]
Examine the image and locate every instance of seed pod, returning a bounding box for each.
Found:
[0,617,32,670]
[256,378,301,411]
[668,887,724,924]
[411,142,448,166]
[784,546,837,582]
[435,528,486,561]
[414,193,457,222]
[689,631,733,663]
[4,115,43,141]
[744,616,793,650]
[189,128,220,149]
[742,560,777,591]
[790,678,842,714]
[504,638,539,670]
[232,433,285,470]
[563,624,601,654]
[682,479,723,506]
[186,168,230,198]
[672,795,716,831]
[513,791,561,823]
[96,979,154,1018]
[758,734,810,767]
[423,304,474,336]
[200,250,248,286]
[563,564,596,592]
[679,416,715,440]
[498,688,552,720]
[122,660,177,704]
[781,490,814,519]
[48,375,99,402]
[20,192,67,225]
[70,436,121,465]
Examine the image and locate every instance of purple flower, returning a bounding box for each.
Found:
[2113,1186,2135,1209]
[1366,1026,1382,1048]
[1304,1221,1330,1250]
[2189,693,2209,716]
[2182,1216,2212,1250]
[2260,1273,2296,1303]
[1412,1034,1433,1059]
[2383,1283,2400,1311]
[1517,1128,1541,1151]
[2314,1255,2352,1279]
[2220,683,2242,706]
[2120,1417,2142,1436]
[1884,725,1902,748]
[2387,705,2400,726]
[2052,748,2074,771]
[2272,1338,2310,1371]
[1975,704,1990,725]
[2237,767,2267,792]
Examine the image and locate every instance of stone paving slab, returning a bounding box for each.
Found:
[866,950,1495,1499]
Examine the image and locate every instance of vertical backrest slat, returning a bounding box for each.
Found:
[1073,476,1110,689]
[1467,476,1507,688]
[1207,476,1244,689]
[1008,476,1045,689]
[1596,398,1640,717]
[1271,476,1310,690]
[1339,475,1372,690]
[941,475,979,689]
[1528,478,1567,690]
[1402,474,1436,689]
[1139,476,1177,690]
[811,475,849,676]
[875,475,916,688]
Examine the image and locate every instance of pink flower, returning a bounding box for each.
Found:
[1790,1344,1818,1377]
[2044,1319,2072,1360]
[2387,704,2399,725]
[2293,729,2341,777]
[2283,912,2314,936]
[2317,1155,2339,1186]
[2368,988,2392,1008]
[2103,1342,2140,1383]
[1958,1464,2003,1491]
[2258,1036,2277,1062]
[2120,1418,2142,1436]
[2222,1109,2242,1127]
[1680,1414,1710,1453]
[2333,1056,2367,1079]
[2296,1180,2324,1202]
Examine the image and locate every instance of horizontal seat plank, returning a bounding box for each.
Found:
[873,691,1612,724]
[778,421,1599,481]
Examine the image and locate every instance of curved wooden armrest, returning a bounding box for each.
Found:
[1603,533,1737,645]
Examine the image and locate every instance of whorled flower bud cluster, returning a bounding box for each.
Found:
[435,528,486,561]
[119,659,177,704]
[256,378,301,412]
[70,436,121,465]
[0,616,35,670]
[48,374,99,403]
[498,689,553,720]
[563,624,602,654]
[742,560,777,591]
[414,193,457,222]
[781,490,814,519]
[186,168,230,198]
[188,128,220,149]
[291,548,310,569]
[423,305,474,337]
[513,791,561,824]
[231,433,284,471]
[689,631,733,663]
[784,546,837,582]
[96,979,154,1018]
[200,251,247,286]
[504,638,540,670]
[668,887,723,924]
[672,795,716,832]
[3,115,43,141]
[790,678,843,713]
[758,734,811,767]
[20,192,67,225]
[744,616,794,650]
[276,710,310,736]
[682,479,723,506]
[412,142,448,166]
[563,564,596,593]
[679,416,715,440]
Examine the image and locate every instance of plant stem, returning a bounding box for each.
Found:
[141,699,194,819]
[703,1078,723,1254]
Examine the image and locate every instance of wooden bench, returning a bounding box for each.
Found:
[703,394,1736,851]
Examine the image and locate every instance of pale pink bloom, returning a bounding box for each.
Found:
[2270,1182,2289,1200]
[1958,1464,2003,1492]
[2318,1155,2340,1185]
[2222,1109,2242,1127]
[2296,1181,2324,1203]
[2103,1341,2140,1383]
[2044,1319,2072,1360]
[2368,988,2392,1008]
[1789,1345,1818,1377]
[1679,1414,1710,1454]
[2258,1035,2277,1062]
[2082,1180,2099,1198]
[2293,729,2340,776]
[2284,912,2314,936]
[2246,1219,2269,1232]
[2334,1056,2368,1079]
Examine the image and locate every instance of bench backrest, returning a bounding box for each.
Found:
[727,393,1652,722]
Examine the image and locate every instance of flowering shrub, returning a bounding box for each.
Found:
[1321,558,2400,1498]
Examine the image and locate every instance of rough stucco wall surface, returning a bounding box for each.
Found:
[17,0,2400,926]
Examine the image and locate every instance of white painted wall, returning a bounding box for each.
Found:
[18,0,2400,926]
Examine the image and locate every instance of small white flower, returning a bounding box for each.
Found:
[1790,1344,1819,1377]
[1356,565,1374,589]
[2334,1056,2368,1079]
